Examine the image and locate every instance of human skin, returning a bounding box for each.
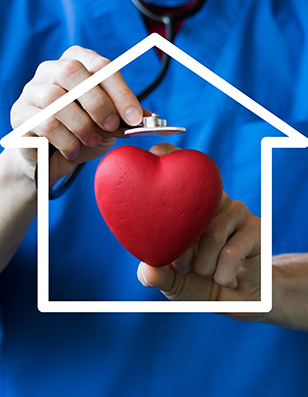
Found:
[137,145,308,332]
[2,46,308,331]
[1,46,143,270]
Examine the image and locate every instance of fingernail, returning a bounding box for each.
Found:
[88,133,102,146]
[103,113,119,131]
[124,107,142,126]
[138,262,153,288]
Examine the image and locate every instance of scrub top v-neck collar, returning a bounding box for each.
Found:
[79,0,246,75]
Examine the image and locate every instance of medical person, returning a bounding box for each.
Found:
[0,0,308,396]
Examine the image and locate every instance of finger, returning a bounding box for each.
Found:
[33,59,122,132]
[61,46,143,127]
[149,142,181,156]
[213,221,260,288]
[172,245,195,275]
[137,262,213,301]
[38,116,80,160]
[16,104,80,160]
[194,215,236,278]
[194,198,248,278]
[55,103,102,146]
[26,83,104,148]
[100,73,142,126]
[137,262,176,291]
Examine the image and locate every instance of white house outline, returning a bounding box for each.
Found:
[1,33,308,313]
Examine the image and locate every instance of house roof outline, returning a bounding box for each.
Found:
[1,33,308,313]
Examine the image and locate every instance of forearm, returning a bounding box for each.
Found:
[264,253,308,331]
[0,148,37,272]
[238,253,308,331]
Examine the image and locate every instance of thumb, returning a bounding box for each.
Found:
[137,262,177,293]
[149,142,180,156]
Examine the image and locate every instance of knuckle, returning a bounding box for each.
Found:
[86,94,110,119]
[250,215,261,229]
[77,112,92,129]
[87,93,106,111]
[62,139,79,159]
[41,85,64,108]
[35,60,53,77]
[219,245,238,264]
[230,199,248,215]
[206,229,225,247]
[60,59,84,81]
[62,45,83,57]
[22,81,34,95]
[39,116,61,137]
[214,248,239,288]
[74,115,95,138]
[93,57,110,72]
[112,86,132,104]
[62,46,111,73]
[10,101,22,128]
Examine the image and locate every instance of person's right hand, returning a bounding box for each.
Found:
[10,46,144,186]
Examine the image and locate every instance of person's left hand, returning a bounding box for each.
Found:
[137,143,261,303]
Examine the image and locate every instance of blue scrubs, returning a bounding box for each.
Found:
[0,0,308,395]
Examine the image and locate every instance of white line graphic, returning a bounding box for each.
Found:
[1,33,308,313]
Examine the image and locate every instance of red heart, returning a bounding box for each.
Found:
[94,146,223,267]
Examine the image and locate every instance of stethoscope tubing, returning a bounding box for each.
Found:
[38,0,207,199]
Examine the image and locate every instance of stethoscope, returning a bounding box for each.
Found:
[43,0,207,198]
[131,0,207,101]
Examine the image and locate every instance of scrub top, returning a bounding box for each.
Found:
[0,0,308,396]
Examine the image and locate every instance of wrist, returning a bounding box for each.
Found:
[1,148,37,204]
[227,254,308,331]
[0,148,37,271]
[257,254,308,331]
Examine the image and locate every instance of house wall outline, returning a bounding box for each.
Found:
[1,33,308,313]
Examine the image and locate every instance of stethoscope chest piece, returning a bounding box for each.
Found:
[124,113,186,137]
